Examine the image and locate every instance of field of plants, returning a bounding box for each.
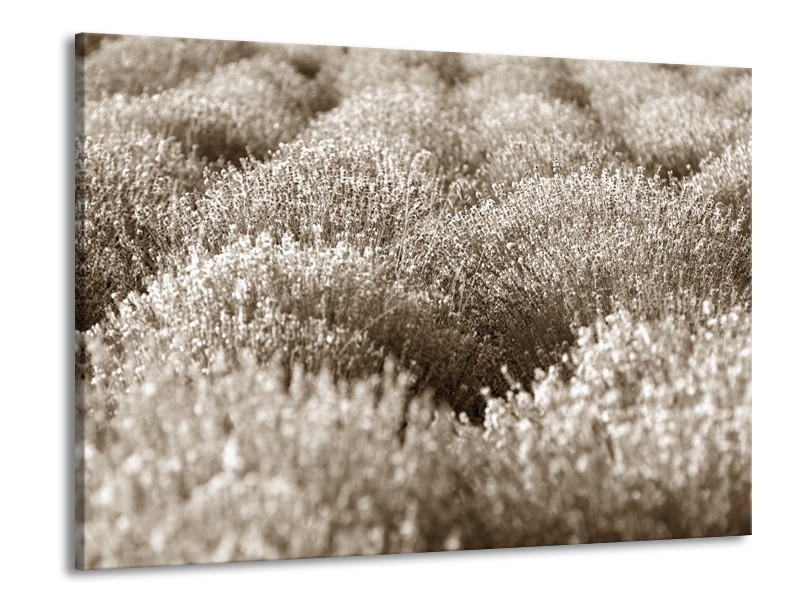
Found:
[75,34,751,569]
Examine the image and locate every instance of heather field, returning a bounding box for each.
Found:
[75,34,751,569]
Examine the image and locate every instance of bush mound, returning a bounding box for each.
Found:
[690,139,752,219]
[406,164,751,395]
[308,82,466,171]
[460,92,615,194]
[192,135,442,255]
[84,54,334,163]
[82,36,263,101]
[75,131,206,330]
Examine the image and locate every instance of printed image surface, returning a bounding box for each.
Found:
[75,34,751,569]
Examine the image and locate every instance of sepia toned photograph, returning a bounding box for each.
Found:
[74,33,752,570]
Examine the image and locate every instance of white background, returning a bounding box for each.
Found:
[2,1,797,597]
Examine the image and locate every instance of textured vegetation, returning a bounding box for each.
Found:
[75,36,752,569]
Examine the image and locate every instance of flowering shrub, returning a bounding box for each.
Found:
[573,61,687,128]
[690,139,752,221]
[329,47,446,98]
[192,135,442,256]
[301,82,470,183]
[85,53,332,162]
[483,307,751,542]
[461,93,616,194]
[75,132,205,329]
[82,36,263,100]
[85,232,491,416]
[617,93,749,176]
[682,66,751,103]
[86,237,398,391]
[571,63,752,175]
[407,164,751,388]
[459,55,592,107]
[720,73,752,117]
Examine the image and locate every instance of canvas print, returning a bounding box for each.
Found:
[74,33,752,569]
